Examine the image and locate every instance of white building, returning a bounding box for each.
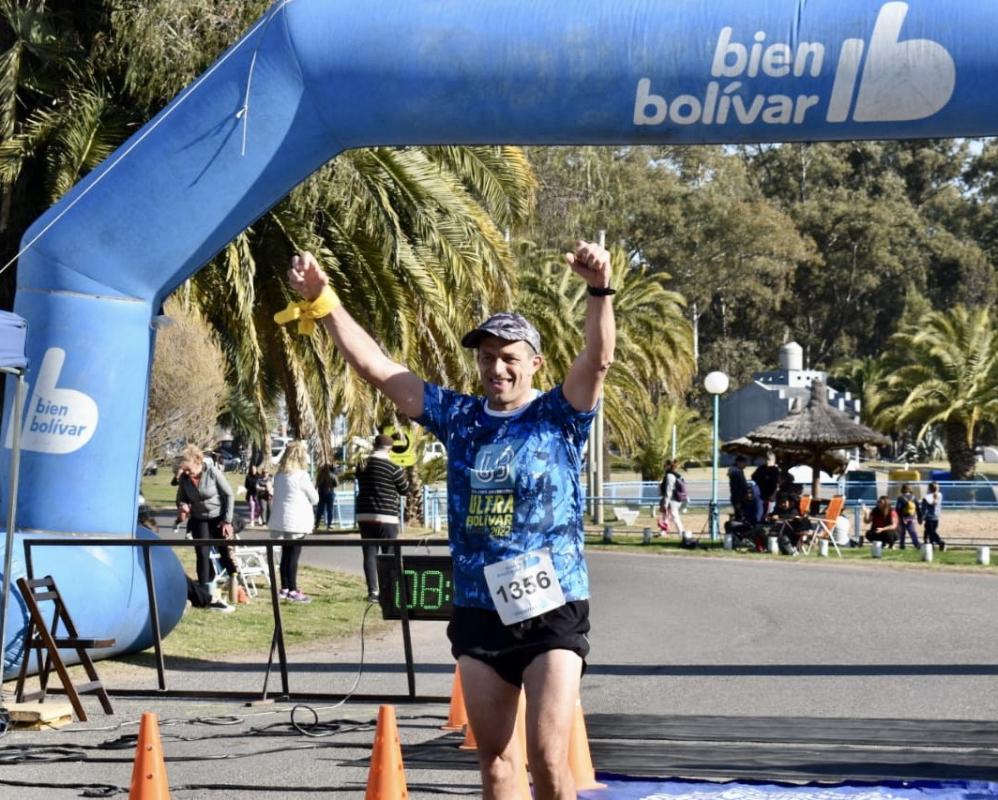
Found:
[718,342,861,445]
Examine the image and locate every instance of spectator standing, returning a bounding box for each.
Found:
[751,451,781,516]
[921,482,946,551]
[256,468,273,525]
[244,464,260,526]
[894,483,922,550]
[269,440,318,602]
[728,455,748,513]
[173,444,237,612]
[356,435,409,602]
[862,496,899,548]
[314,462,339,530]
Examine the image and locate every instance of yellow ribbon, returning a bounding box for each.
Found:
[273,286,340,335]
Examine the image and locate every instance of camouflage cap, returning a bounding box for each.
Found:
[461,312,541,354]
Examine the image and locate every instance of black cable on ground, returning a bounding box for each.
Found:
[289,597,376,736]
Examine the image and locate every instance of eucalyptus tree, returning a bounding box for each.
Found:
[872,305,998,479]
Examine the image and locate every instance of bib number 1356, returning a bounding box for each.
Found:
[483,549,566,626]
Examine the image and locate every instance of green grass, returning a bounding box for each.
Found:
[141,468,181,508]
[585,531,996,570]
[117,554,384,664]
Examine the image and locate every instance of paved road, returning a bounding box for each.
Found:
[300,539,998,719]
[5,538,998,798]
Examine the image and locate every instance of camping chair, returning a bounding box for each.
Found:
[802,495,846,556]
[798,495,812,516]
[14,576,115,721]
[612,506,640,527]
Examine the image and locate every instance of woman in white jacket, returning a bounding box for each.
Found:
[270,440,318,602]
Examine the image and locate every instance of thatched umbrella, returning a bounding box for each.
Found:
[721,437,850,476]
[742,379,889,498]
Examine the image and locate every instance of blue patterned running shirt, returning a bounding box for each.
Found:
[417,383,596,609]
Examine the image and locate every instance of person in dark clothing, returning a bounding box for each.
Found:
[356,434,409,602]
[751,451,781,516]
[921,482,946,551]
[728,455,748,513]
[255,468,272,525]
[768,493,810,554]
[244,464,260,525]
[314,462,339,529]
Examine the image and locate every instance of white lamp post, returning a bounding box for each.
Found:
[704,371,729,541]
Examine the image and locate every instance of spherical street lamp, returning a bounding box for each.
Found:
[704,371,729,540]
[704,370,729,396]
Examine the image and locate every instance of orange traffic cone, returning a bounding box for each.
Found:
[442,664,468,731]
[459,717,478,750]
[365,705,409,800]
[129,712,170,799]
[567,700,605,791]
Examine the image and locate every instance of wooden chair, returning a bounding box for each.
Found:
[14,575,115,721]
[802,495,846,557]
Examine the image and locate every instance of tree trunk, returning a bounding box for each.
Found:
[405,466,423,524]
[943,420,976,480]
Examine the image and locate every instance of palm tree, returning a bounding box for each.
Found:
[872,305,998,479]
[829,355,890,425]
[516,246,696,454]
[190,144,535,458]
[1,3,538,458]
[632,403,712,481]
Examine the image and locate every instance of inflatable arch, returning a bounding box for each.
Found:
[1,0,995,671]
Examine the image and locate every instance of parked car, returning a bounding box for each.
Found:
[423,442,446,463]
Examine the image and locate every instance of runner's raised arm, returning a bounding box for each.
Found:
[285,251,424,418]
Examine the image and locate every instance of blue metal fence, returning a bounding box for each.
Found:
[420,478,998,527]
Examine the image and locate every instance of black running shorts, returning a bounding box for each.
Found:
[447,599,590,688]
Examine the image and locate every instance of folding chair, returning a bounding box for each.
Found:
[14,576,115,722]
[798,495,812,516]
[231,546,271,597]
[802,495,845,556]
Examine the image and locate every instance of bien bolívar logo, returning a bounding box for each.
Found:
[634,1,955,128]
[4,347,98,454]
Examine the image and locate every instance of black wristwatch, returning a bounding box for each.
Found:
[587,285,616,297]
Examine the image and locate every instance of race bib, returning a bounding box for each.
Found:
[483,549,566,626]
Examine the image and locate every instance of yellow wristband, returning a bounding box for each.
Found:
[273,285,340,335]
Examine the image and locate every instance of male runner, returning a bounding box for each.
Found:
[281,241,615,800]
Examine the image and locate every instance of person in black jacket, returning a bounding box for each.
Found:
[751,451,781,516]
[355,435,409,602]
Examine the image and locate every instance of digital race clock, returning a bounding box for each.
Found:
[376,554,454,621]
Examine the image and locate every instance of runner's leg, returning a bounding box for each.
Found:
[459,655,523,800]
[522,649,583,800]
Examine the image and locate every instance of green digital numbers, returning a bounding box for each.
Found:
[393,567,450,612]
[421,569,444,610]
[377,555,454,620]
